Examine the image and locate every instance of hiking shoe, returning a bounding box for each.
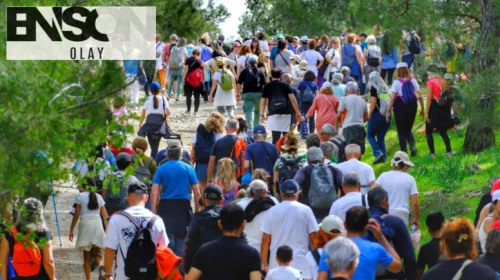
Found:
[373,154,385,165]
[410,148,418,157]
[427,153,437,159]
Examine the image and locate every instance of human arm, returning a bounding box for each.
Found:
[138,109,146,129]
[190,144,196,164]
[411,194,420,229]
[316,58,324,70]
[369,95,377,118]
[317,272,329,280]
[0,235,8,280]
[369,218,402,273]
[184,216,201,273]
[288,93,304,122]
[425,84,433,123]
[336,100,345,130]
[305,98,318,118]
[100,206,109,230]
[186,267,202,280]
[477,204,491,228]
[385,92,397,122]
[363,106,369,123]
[207,155,216,182]
[260,98,268,122]
[363,48,368,66]
[104,248,116,280]
[208,78,217,102]
[151,183,160,214]
[192,183,201,212]
[237,64,242,79]
[226,58,237,77]
[69,203,80,242]
[42,240,55,280]
[392,216,418,280]
[250,271,261,280]
[182,64,189,87]
[356,48,363,74]
[272,171,279,199]
[260,233,271,273]
[243,160,250,175]
[293,168,306,186]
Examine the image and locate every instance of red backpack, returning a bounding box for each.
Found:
[10,227,42,277]
[229,138,247,180]
[185,59,204,88]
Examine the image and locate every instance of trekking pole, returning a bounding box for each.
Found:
[50,180,63,247]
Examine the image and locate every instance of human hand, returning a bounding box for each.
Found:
[420,110,425,120]
[368,218,384,241]
[386,112,391,123]
[69,231,74,242]
[261,264,269,273]
[209,95,214,102]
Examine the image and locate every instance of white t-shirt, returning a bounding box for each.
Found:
[74,192,105,218]
[104,206,169,280]
[245,210,269,253]
[326,48,341,72]
[303,248,323,280]
[390,78,420,97]
[329,192,369,221]
[192,132,225,144]
[265,265,302,280]
[337,159,376,194]
[261,201,319,272]
[155,42,164,70]
[375,170,418,213]
[212,71,236,107]
[300,50,324,76]
[237,54,252,70]
[142,96,169,116]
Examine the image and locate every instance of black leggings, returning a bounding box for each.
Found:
[381,68,395,85]
[393,98,417,152]
[185,84,202,112]
[146,133,161,159]
[425,123,451,154]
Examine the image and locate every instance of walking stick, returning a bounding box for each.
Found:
[50,180,63,247]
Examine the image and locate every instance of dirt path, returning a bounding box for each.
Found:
[46,90,308,279]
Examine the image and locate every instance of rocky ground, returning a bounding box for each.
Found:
[45,90,309,279]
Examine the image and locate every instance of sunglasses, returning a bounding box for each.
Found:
[265,55,270,58]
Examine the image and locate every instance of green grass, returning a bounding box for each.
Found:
[360,114,500,244]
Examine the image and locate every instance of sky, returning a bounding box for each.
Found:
[205,0,246,39]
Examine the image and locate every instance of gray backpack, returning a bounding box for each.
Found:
[308,163,336,208]
[105,171,130,215]
[133,156,153,190]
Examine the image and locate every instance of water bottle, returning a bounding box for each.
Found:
[8,257,16,279]
[362,75,366,83]
[410,223,417,234]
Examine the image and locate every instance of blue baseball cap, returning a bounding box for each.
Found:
[253,124,266,135]
[276,34,284,39]
[280,179,300,194]
[150,82,161,91]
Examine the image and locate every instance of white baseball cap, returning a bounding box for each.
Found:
[320,215,345,235]
[493,190,500,202]
[391,151,414,167]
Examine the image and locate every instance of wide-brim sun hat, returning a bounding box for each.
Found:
[299,60,309,70]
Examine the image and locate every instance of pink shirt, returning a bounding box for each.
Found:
[426,77,444,100]
[307,94,339,128]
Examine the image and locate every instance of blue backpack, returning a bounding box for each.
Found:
[194,124,215,163]
[399,78,417,104]
[200,45,212,62]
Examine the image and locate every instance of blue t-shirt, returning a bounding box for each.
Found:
[244,141,280,176]
[298,80,318,103]
[123,60,141,75]
[153,160,198,200]
[318,237,393,280]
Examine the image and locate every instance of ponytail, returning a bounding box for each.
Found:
[88,191,98,210]
[153,95,159,109]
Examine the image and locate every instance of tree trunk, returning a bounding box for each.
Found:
[463,0,499,153]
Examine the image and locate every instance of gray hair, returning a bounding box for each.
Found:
[177,37,187,47]
[320,141,335,158]
[253,133,266,140]
[249,179,268,198]
[345,144,361,155]
[307,147,324,162]
[332,73,344,85]
[340,66,351,75]
[17,198,46,230]
[282,73,292,81]
[367,187,388,208]
[167,148,181,160]
[346,81,359,93]
[325,237,360,273]
[366,35,376,45]
[226,119,239,130]
[343,172,360,187]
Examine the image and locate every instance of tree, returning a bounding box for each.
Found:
[353,0,500,153]
[238,0,273,37]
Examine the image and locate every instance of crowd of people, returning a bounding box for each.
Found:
[0,27,483,280]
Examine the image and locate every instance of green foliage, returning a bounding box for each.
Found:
[238,0,273,37]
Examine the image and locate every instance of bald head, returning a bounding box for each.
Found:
[345,144,361,160]
[282,73,292,84]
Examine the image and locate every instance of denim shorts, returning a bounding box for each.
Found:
[195,162,208,179]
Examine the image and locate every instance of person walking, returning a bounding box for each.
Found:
[274,40,294,74]
[182,48,205,116]
[1,198,56,280]
[336,144,375,194]
[237,45,253,78]
[103,183,169,280]
[328,172,369,221]
[321,237,360,280]
[122,59,142,105]
[237,55,267,130]
[305,86,340,134]
[341,34,363,84]
[168,38,188,102]
[417,212,445,279]
[424,65,454,158]
[373,151,419,227]
[151,140,201,274]
[362,35,381,85]
[336,82,368,154]
[243,125,280,176]
[186,204,262,280]
[260,179,319,274]
[69,178,108,280]
[207,119,241,183]
[300,40,325,77]
[298,70,319,137]
[385,62,425,156]
[381,35,399,85]
[155,34,166,91]
[319,124,346,163]
[478,191,500,252]
[213,158,240,205]
[324,37,342,83]
[367,71,392,164]
[209,58,237,119]
[260,68,303,144]
[138,82,171,159]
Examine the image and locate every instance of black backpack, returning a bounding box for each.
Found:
[118,211,159,280]
[244,66,261,89]
[406,34,421,55]
[194,124,215,163]
[278,157,302,187]
[329,138,347,163]
[269,85,287,112]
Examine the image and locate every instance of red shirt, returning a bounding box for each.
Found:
[426,77,445,100]
[110,147,135,157]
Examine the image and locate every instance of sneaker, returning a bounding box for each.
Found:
[427,153,437,159]
[446,151,456,158]
[410,148,418,157]
[373,154,384,165]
